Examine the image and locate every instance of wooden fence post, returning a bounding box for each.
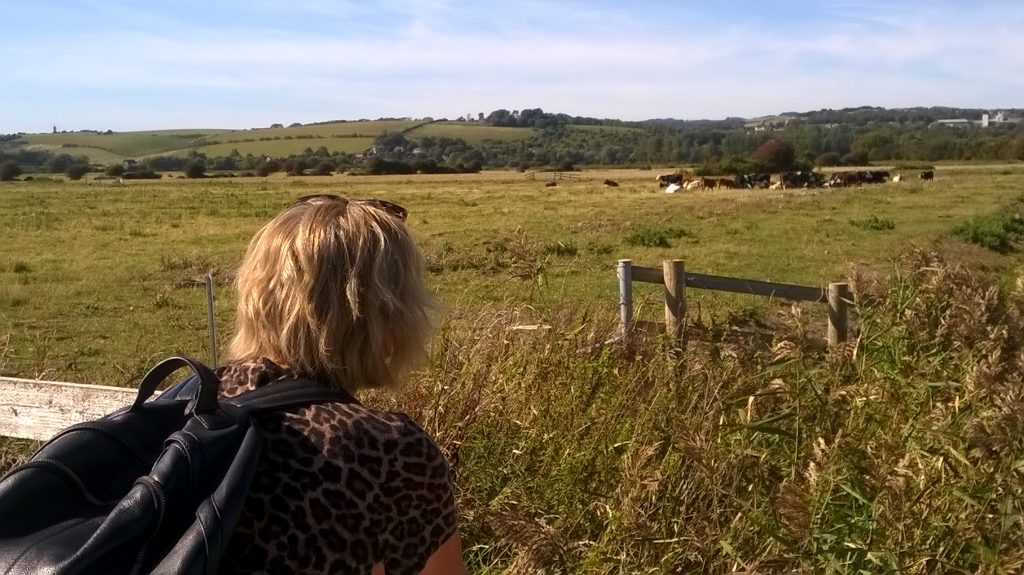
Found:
[617,260,633,339]
[663,259,685,347]
[828,282,850,347]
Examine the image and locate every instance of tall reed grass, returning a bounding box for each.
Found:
[379,251,1024,573]
[2,251,1022,573]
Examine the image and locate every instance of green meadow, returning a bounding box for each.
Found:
[3,165,1024,572]
[1,166,1022,384]
[15,120,550,161]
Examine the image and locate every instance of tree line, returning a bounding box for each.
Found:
[2,106,1023,181]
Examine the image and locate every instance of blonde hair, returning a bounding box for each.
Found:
[227,198,435,392]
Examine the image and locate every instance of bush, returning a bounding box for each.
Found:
[625,226,692,248]
[183,161,206,179]
[954,210,1024,253]
[65,164,90,181]
[104,164,126,177]
[122,171,161,180]
[850,215,896,231]
[312,161,334,176]
[254,160,281,177]
[542,241,579,257]
[751,138,796,172]
[816,152,843,167]
[0,160,21,181]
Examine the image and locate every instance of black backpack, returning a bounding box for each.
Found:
[0,356,352,574]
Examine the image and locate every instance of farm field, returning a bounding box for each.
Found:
[21,129,224,158]
[10,120,554,162]
[3,165,1024,572]
[184,136,377,158]
[405,121,537,144]
[0,165,1021,385]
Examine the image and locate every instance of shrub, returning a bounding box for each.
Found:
[625,226,692,248]
[104,164,126,177]
[122,171,161,180]
[954,211,1024,253]
[312,161,334,176]
[65,164,90,180]
[815,152,842,167]
[849,215,895,231]
[542,241,578,257]
[183,161,206,179]
[0,160,21,181]
[751,138,796,172]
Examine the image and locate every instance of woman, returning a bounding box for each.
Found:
[216,195,466,575]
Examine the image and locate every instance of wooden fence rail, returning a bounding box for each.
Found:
[0,376,145,441]
[618,259,849,348]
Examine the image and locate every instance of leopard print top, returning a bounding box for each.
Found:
[216,358,458,575]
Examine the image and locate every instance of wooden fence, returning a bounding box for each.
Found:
[618,259,849,348]
[0,275,218,442]
[1,265,847,442]
[0,376,145,441]
[523,171,579,182]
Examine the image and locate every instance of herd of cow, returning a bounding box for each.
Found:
[656,169,935,191]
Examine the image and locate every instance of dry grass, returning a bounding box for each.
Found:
[361,252,1024,573]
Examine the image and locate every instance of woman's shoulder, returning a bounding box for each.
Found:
[219,358,447,472]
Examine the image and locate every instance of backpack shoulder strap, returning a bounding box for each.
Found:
[227,378,357,414]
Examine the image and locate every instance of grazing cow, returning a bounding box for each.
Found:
[892,174,903,183]
[920,170,934,181]
[665,183,682,194]
[603,179,620,187]
[868,170,891,183]
[700,177,717,190]
[781,171,808,189]
[743,172,771,189]
[716,177,738,189]
[657,173,683,187]
[545,181,557,187]
[684,179,703,191]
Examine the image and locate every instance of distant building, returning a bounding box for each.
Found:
[52,125,57,134]
[932,111,1020,129]
[933,118,973,128]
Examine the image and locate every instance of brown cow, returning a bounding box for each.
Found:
[716,177,737,189]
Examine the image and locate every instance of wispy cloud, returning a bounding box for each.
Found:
[2,0,1021,132]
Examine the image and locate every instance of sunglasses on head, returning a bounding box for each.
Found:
[293,194,408,221]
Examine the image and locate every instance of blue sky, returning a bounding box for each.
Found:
[3,0,1022,133]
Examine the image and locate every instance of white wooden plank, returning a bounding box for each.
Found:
[0,377,141,441]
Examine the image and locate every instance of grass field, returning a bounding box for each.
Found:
[3,165,1024,572]
[22,129,224,157]
[1,165,1022,384]
[9,120,548,162]
[184,136,377,158]
[406,122,537,144]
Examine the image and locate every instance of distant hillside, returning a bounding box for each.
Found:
[5,120,545,163]
[2,106,1022,174]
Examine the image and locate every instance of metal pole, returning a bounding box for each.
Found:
[204,274,218,366]
[617,260,633,339]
